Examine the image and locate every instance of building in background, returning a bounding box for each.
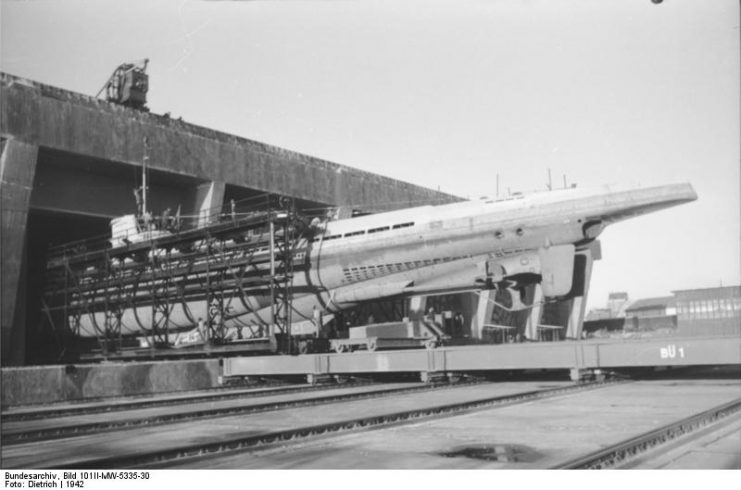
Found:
[673,286,741,337]
[624,296,677,332]
[585,291,630,322]
[607,291,631,318]
[584,285,740,338]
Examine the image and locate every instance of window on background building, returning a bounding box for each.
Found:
[717,298,726,318]
[702,301,710,319]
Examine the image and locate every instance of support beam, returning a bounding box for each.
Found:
[565,247,596,340]
[525,284,544,341]
[193,181,226,228]
[472,290,495,340]
[1,139,39,365]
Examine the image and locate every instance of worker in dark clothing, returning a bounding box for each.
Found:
[133,188,143,216]
[161,208,171,230]
[454,312,465,338]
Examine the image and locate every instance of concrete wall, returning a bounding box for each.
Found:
[1,139,38,366]
[1,73,459,213]
[1,359,221,406]
[30,156,193,218]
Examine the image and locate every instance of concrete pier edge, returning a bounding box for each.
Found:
[1,358,221,407]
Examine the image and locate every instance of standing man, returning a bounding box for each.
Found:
[197,317,208,344]
[312,305,324,338]
[454,312,465,337]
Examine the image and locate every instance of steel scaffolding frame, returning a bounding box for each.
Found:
[269,196,298,353]
[40,195,310,359]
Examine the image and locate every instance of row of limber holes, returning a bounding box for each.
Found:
[313,221,415,242]
[315,222,526,243]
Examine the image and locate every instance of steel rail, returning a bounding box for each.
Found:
[50,379,624,469]
[3,380,479,444]
[1,380,374,423]
[552,397,741,469]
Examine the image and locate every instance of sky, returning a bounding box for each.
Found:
[1,0,739,309]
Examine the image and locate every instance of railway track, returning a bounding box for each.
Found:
[553,397,741,469]
[41,379,621,469]
[5,370,736,469]
[1,380,373,422]
[2,379,480,444]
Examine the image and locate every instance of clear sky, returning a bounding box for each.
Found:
[2,0,739,309]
